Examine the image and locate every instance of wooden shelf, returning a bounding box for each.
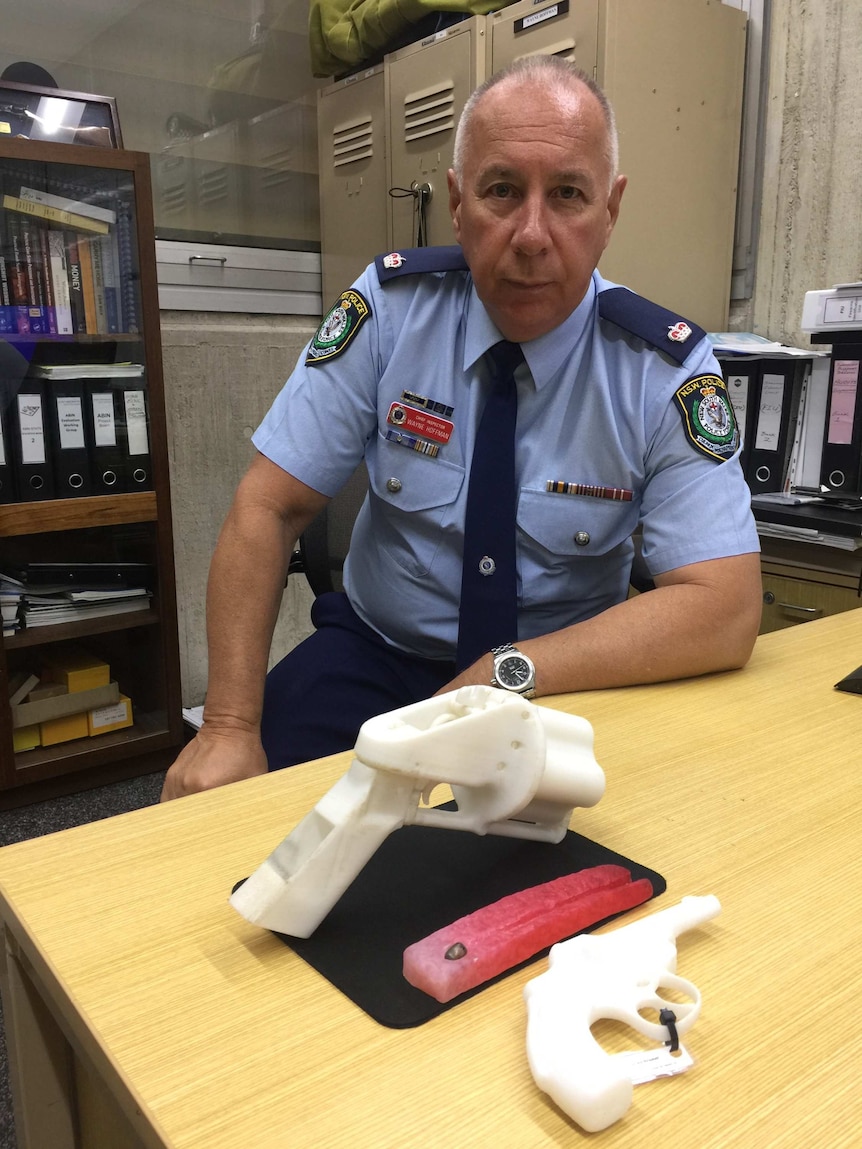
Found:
[4,608,158,650]
[0,492,158,537]
[0,139,184,803]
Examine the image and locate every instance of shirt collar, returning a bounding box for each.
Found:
[462,273,599,390]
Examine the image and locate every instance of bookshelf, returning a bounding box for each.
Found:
[0,137,183,808]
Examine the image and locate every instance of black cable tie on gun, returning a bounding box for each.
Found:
[659,1008,680,1053]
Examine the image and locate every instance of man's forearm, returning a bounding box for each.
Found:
[199,455,330,734]
[447,553,763,698]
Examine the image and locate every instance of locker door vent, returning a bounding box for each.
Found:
[332,117,375,170]
[402,82,456,144]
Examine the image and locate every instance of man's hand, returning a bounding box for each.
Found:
[160,726,268,801]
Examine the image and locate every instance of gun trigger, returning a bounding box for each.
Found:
[420,783,435,805]
[659,1008,680,1053]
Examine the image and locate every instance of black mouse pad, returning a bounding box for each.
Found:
[234,823,666,1029]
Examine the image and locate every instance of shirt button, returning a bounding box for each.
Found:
[386,477,402,493]
[574,530,590,547]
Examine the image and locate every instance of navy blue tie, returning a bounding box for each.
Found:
[456,340,523,671]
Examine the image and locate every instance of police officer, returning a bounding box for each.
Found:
[161,55,761,800]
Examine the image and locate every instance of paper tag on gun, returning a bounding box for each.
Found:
[613,1044,694,1086]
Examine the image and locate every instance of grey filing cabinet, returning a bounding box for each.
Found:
[317,0,746,330]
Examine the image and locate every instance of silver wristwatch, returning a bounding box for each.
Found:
[490,643,536,698]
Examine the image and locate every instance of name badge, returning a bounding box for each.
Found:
[386,402,454,445]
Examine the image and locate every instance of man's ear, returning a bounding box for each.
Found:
[447,168,462,241]
[604,173,627,245]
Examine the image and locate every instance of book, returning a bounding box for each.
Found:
[89,233,108,334]
[76,235,98,334]
[94,233,121,333]
[64,232,86,333]
[18,216,51,333]
[18,185,117,227]
[47,230,74,335]
[2,193,110,235]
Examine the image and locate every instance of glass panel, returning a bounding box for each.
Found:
[0,1,322,251]
[1,154,151,504]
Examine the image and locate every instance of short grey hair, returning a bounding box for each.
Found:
[452,57,619,188]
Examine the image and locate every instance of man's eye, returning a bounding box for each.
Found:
[558,186,581,200]
[490,183,512,198]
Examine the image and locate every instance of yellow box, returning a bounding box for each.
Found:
[13,724,41,752]
[88,694,133,737]
[43,648,110,693]
[40,710,90,748]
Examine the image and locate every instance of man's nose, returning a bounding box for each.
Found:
[512,195,550,255]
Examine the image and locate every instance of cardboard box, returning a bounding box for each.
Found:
[13,723,41,752]
[40,710,90,748]
[89,694,133,737]
[12,681,119,729]
[43,648,110,693]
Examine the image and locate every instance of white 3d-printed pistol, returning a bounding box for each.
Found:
[230,685,605,937]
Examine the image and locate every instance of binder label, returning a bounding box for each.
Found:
[754,373,787,451]
[92,393,117,446]
[17,395,47,464]
[673,374,738,462]
[124,390,149,455]
[826,359,860,445]
[56,397,86,450]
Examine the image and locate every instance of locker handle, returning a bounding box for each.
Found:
[189,255,227,266]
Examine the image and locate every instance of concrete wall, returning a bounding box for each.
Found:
[160,312,316,705]
[744,0,862,344]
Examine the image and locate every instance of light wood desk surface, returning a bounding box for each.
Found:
[2,611,862,1148]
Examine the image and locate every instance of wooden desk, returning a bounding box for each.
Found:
[2,612,862,1148]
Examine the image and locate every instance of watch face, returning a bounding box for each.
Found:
[498,655,532,688]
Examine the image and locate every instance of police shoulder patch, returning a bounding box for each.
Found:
[306,289,371,366]
[673,374,739,461]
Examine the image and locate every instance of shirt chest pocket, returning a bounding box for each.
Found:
[366,434,465,576]
[517,489,638,558]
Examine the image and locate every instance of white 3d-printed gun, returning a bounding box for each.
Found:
[230,685,605,937]
[524,894,721,1132]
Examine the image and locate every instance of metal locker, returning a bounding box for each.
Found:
[385,18,489,252]
[245,98,320,249]
[490,0,746,331]
[317,65,388,305]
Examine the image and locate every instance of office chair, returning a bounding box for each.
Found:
[289,461,655,598]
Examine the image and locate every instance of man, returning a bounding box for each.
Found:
[161,56,761,801]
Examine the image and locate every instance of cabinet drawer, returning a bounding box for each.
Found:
[760,574,861,633]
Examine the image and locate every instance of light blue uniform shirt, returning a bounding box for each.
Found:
[253,261,759,659]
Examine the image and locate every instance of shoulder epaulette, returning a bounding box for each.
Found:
[598,286,706,365]
[375,245,468,284]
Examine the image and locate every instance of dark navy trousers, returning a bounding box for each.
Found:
[260,592,457,770]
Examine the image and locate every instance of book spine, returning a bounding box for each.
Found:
[19,219,50,334]
[77,235,98,335]
[18,185,117,226]
[38,226,58,334]
[116,204,139,334]
[64,232,86,334]
[90,235,107,334]
[5,214,32,333]
[47,230,74,335]
[95,234,120,333]
[1,194,109,235]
